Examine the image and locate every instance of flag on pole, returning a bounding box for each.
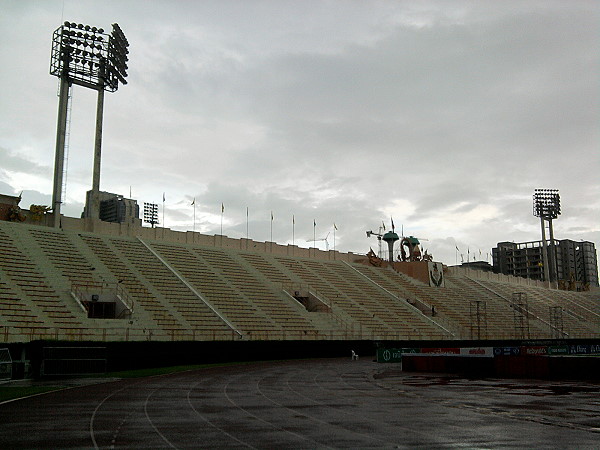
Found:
[313,219,316,257]
[391,217,395,230]
[192,198,196,232]
[162,193,166,233]
[382,221,386,231]
[292,214,295,249]
[333,223,337,254]
[220,202,224,238]
[270,210,274,248]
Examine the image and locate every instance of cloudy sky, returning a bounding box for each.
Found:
[1,1,598,265]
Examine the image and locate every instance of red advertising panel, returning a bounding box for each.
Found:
[420,348,460,355]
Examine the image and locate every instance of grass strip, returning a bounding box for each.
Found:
[0,386,62,403]
[1,360,285,402]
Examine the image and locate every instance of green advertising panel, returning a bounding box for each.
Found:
[377,348,418,363]
[548,345,569,355]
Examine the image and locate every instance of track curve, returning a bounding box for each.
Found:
[1,358,599,448]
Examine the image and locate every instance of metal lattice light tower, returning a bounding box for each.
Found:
[533,189,561,284]
[143,203,159,228]
[50,21,129,227]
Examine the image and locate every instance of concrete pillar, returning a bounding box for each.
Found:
[51,77,71,228]
[89,71,105,220]
[540,217,550,286]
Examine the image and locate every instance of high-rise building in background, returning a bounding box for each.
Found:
[83,191,139,224]
[493,239,598,288]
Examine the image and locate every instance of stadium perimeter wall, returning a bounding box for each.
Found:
[4,338,600,380]
[46,214,361,262]
[447,266,551,289]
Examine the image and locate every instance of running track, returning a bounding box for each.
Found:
[1,358,599,448]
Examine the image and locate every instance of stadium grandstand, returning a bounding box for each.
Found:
[1,212,598,347]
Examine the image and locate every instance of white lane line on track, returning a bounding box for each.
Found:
[144,388,177,449]
[186,376,256,449]
[90,376,170,449]
[223,369,322,448]
[287,364,422,441]
[255,369,388,448]
[90,381,144,450]
[284,367,408,446]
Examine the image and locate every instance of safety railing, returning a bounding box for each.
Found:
[0,324,510,343]
[71,281,134,317]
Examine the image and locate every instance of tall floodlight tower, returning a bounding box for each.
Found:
[533,189,561,284]
[50,22,129,227]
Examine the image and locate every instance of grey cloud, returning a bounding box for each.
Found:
[0,1,597,265]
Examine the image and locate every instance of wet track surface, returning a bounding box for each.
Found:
[1,358,599,448]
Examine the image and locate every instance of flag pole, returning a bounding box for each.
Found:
[313,219,316,257]
[270,211,273,252]
[220,203,224,245]
[333,223,337,253]
[192,198,196,233]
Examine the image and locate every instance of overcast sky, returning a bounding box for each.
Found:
[1,1,598,265]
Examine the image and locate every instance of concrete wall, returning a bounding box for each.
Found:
[392,261,431,284]
[28,213,362,263]
[447,265,549,288]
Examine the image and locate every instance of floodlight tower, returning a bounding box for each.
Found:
[533,189,561,284]
[50,22,129,227]
[143,202,159,228]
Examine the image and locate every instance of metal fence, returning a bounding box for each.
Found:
[3,324,597,344]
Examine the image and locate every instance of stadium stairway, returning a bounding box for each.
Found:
[237,251,346,334]
[349,263,461,338]
[104,236,234,338]
[445,275,549,338]
[0,223,88,340]
[466,277,600,338]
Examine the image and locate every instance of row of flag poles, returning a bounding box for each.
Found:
[454,245,490,264]
[186,198,338,251]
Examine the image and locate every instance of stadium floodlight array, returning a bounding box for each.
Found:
[144,202,159,228]
[49,21,129,227]
[50,22,129,92]
[533,188,560,284]
[533,189,561,219]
